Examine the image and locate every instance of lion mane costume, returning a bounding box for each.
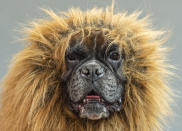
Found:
[0,5,173,131]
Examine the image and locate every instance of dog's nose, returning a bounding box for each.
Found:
[80,61,105,81]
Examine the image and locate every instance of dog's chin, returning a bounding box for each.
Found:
[69,95,122,120]
[79,96,109,120]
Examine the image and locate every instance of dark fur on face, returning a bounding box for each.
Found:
[62,30,126,120]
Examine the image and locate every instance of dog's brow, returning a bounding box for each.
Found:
[105,44,119,54]
[93,33,98,50]
[70,44,86,53]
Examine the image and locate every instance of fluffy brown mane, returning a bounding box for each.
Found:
[0,5,173,131]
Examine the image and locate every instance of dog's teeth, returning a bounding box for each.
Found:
[83,99,86,103]
[101,98,104,102]
[103,107,107,112]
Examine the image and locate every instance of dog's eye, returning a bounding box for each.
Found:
[109,52,120,61]
[67,53,78,61]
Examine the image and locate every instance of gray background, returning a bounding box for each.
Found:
[0,0,181,130]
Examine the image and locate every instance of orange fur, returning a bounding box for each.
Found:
[0,5,173,131]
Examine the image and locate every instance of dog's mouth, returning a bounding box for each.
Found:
[68,91,122,120]
[79,95,109,120]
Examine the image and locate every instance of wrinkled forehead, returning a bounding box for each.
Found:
[68,29,118,52]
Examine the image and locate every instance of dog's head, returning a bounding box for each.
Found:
[0,7,173,131]
[63,30,125,120]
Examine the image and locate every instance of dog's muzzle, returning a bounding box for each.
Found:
[67,60,123,120]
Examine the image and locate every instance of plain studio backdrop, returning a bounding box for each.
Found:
[0,0,181,130]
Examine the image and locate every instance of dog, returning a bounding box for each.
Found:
[0,5,173,131]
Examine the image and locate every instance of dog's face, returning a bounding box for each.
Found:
[63,30,125,120]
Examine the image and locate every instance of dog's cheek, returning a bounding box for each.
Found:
[67,72,89,102]
[95,70,122,103]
